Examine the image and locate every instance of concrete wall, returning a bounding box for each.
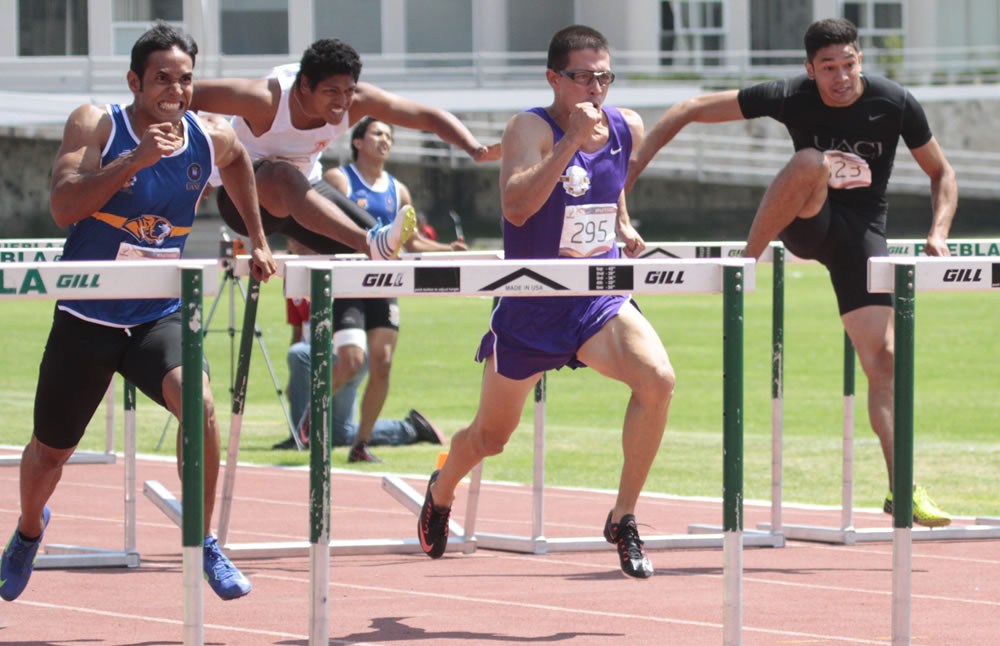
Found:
[4,95,999,241]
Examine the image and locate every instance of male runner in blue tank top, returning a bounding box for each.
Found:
[418,25,676,579]
[627,18,958,527]
[324,117,464,462]
[0,22,276,603]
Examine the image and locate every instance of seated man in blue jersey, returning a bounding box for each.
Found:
[0,22,276,603]
[277,238,447,452]
[418,26,675,579]
[626,17,958,526]
[323,117,465,462]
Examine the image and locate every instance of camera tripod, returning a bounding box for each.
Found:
[156,229,298,449]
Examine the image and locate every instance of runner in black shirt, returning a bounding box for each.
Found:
[626,18,958,527]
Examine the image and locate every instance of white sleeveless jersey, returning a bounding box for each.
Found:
[231,63,350,183]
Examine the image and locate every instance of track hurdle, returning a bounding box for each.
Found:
[0,259,216,646]
[759,238,1000,544]
[283,256,753,646]
[0,240,121,468]
[867,255,1000,645]
[161,250,500,557]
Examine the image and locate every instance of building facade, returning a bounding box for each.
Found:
[1,0,999,90]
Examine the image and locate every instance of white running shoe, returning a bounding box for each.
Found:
[367,205,417,260]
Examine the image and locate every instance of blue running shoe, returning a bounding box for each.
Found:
[203,536,252,600]
[1,506,51,601]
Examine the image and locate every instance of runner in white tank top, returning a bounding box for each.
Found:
[190,38,501,257]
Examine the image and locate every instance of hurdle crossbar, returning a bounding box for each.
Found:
[0,244,118,468]
[868,255,1000,644]
[758,239,1000,544]
[283,256,753,646]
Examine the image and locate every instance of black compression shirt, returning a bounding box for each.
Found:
[737,73,933,219]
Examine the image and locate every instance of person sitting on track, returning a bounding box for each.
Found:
[277,237,447,453]
[1,21,276,603]
[417,25,675,579]
[323,117,467,462]
[626,17,958,527]
[188,37,500,260]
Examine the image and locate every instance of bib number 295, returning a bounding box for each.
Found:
[559,203,617,258]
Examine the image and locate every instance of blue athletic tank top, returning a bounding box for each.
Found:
[340,163,401,227]
[503,105,631,260]
[59,104,213,327]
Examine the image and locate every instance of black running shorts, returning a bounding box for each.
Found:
[216,167,376,255]
[33,308,206,449]
[333,297,400,333]
[779,200,893,315]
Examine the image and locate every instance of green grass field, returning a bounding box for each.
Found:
[1,262,997,517]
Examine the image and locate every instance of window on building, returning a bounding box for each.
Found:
[18,0,89,56]
[842,1,904,50]
[112,0,183,55]
[406,0,472,55]
[220,0,288,55]
[314,0,381,53]
[507,0,574,54]
[660,0,726,68]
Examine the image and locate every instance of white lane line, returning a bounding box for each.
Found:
[255,572,891,644]
[10,599,377,646]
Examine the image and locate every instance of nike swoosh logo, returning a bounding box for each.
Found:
[610,146,622,155]
[868,113,885,121]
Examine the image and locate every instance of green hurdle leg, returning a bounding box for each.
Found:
[308,267,333,646]
[217,275,261,546]
[723,264,744,646]
[180,267,205,646]
[770,245,784,536]
[842,332,856,532]
[892,264,915,646]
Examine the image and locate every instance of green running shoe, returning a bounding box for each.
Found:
[883,485,952,527]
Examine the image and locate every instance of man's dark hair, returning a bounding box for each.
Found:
[297,38,363,90]
[130,20,198,82]
[350,117,392,162]
[804,18,859,62]
[547,25,609,72]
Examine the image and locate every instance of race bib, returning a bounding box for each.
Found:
[559,203,617,258]
[115,242,181,261]
[825,150,872,190]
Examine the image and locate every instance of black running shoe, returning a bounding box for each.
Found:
[271,436,297,450]
[418,470,451,558]
[347,442,382,463]
[407,409,446,445]
[603,510,654,579]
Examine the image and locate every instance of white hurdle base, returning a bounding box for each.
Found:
[145,475,473,558]
[0,451,115,466]
[755,521,1000,544]
[37,546,140,569]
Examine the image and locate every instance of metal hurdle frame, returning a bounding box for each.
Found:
[0,259,216,646]
[758,238,1000,544]
[867,255,1000,644]
[1,244,140,570]
[143,251,503,557]
[0,241,121,468]
[387,241,783,554]
[211,251,503,559]
[283,256,753,646]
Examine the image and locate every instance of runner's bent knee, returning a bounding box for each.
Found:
[255,161,309,215]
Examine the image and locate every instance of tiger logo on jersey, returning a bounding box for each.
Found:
[123,215,175,246]
[559,165,591,197]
